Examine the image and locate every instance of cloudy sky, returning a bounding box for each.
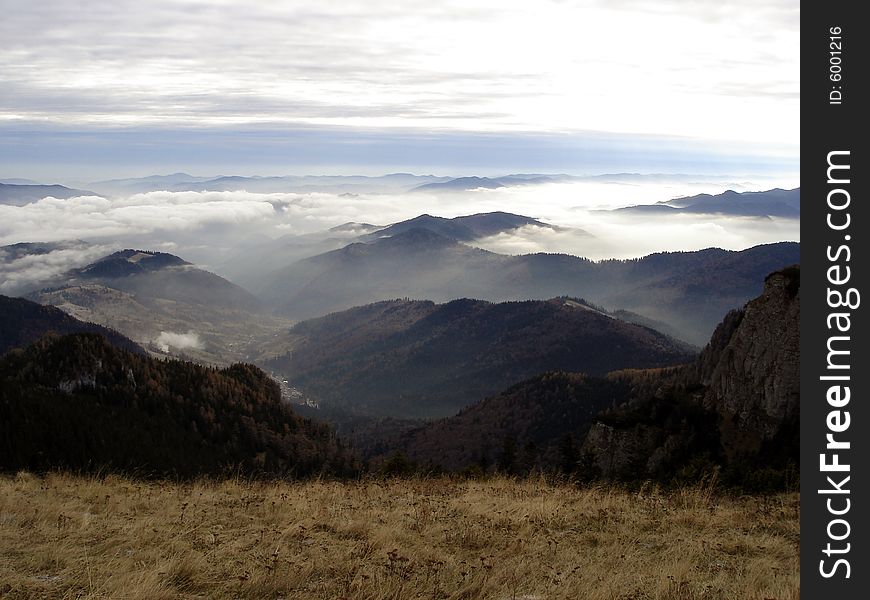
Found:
[1,0,799,180]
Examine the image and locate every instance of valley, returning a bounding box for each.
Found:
[1,189,801,488]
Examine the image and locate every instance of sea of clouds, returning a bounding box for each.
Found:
[0,177,799,294]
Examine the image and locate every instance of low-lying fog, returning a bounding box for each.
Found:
[0,175,799,294]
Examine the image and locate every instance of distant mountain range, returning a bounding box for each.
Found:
[0,183,99,205]
[85,173,454,196]
[0,178,41,185]
[412,176,507,192]
[73,248,188,277]
[258,228,509,318]
[222,211,570,292]
[616,188,800,218]
[361,212,558,242]
[265,297,695,418]
[4,173,790,207]
[65,249,261,310]
[5,207,798,356]
[260,226,799,344]
[23,249,293,364]
[0,240,92,263]
[77,172,584,196]
[411,175,562,192]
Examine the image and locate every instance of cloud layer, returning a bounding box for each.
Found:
[0,177,799,295]
[0,242,115,294]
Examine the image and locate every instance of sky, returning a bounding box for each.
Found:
[0,0,800,181]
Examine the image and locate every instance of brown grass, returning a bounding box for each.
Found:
[0,473,799,599]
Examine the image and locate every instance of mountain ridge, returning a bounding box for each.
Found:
[363,211,556,242]
[0,183,100,206]
[0,333,354,477]
[0,295,144,356]
[264,296,696,419]
[616,187,799,218]
[262,236,799,344]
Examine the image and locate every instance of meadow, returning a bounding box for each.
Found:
[0,473,799,600]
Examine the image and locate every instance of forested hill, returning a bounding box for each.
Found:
[266,297,695,418]
[390,266,800,489]
[0,333,355,477]
[0,295,143,356]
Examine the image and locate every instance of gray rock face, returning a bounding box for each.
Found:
[702,268,800,457]
[582,266,800,480]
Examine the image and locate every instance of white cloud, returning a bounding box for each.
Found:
[472,213,799,260]
[0,242,116,295]
[154,330,204,352]
[0,192,277,245]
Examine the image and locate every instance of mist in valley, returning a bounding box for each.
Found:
[0,173,800,418]
[1,174,799,296]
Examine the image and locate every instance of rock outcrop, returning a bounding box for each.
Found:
[701,266,799,457]
[582,265,800,483]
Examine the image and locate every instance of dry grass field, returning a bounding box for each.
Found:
[0,473,799,600]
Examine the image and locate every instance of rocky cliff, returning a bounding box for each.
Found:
[701,267,799,458]
[582,266,800,485]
